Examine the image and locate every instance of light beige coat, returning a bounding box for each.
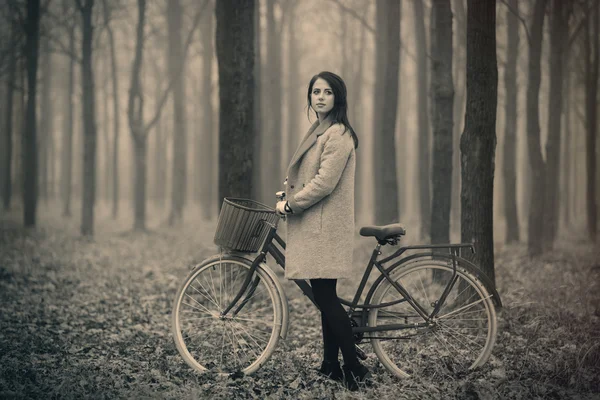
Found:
[283,115,356,280]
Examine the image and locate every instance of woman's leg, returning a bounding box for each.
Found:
[321,312,339,362]
[310,279,359,368]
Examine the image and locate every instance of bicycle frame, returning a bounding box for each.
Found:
[220,221,478,338]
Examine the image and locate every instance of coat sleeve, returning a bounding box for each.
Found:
[287,125,354,214]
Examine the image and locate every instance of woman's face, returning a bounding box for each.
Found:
[311,78,335,116]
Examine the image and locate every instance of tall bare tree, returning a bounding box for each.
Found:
[167,0,187,225]
[542,0,571,249]
[216,0,255,201]
[197,3,215,219]
[127,0,204,230]
[413,0,432,237]
[451,0,466,235]
[251,0,262,203]
[374,0,400,225]
[2,19,18,210]
[502,0,520,244]
[430,0,454,245]
[526,0,548,256]
[461,0,498,285]
[23,0,41,227]
[583,1,599,241]
[263,0,283,202]
[101,0,120,218]
[61,4,76,217]
[78,0,98,236]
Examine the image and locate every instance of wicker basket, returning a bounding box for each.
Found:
[214,198,278,253]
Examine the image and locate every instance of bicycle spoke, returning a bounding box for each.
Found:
[369,261,496,378]
[436,296,491,320]
[174,258,282,375]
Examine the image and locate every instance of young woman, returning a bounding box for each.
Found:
[275,71,371,391]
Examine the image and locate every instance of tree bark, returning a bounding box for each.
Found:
[414,0,432,238]
[543,0,568,249]
[584,3,599,241]
[199,3,214,219]
[430,0,454,245]
[39,37,51,204]
[216,0,255,201]
[251,0,262,203]
[102,1,120,218]
[62,22,75,217]
[526,0,548,256]
[461,0,498,285]
[2,21,17,210]
[451,0,466,236]
[264,0,282,202]
[351,1,368,222]
[374,0,400,225]
[23,0,41,227]
[502,0,520,243]
[80,0,98,236]
[168,0,187,225]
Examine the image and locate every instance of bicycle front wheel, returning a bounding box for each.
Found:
[368,258,497,378]
[172,255,284,375]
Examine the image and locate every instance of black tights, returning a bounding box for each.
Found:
[309,279,359,367]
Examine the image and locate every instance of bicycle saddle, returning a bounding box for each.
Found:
[359,223,406,241]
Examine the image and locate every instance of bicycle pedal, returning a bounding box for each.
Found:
[355,345,367,360]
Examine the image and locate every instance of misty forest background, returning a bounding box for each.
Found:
[0,0,599,399]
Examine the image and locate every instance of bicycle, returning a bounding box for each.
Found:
[171,195,502,379]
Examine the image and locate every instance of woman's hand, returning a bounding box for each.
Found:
[275,201,293,216]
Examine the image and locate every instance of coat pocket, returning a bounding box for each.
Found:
[302,202,323,234]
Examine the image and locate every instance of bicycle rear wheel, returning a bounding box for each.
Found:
[172,255,284,375]
[368,258,497,378]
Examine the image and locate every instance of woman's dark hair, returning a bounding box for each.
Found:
[306,71,359,149]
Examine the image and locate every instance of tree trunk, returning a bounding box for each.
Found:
[352,4,368,222]
[2,21,17,210]
[451,0,466,237]
[526,0,548,256]
[374,0,400,225]
[264,0,282,202]
[286,1,300,166]
[216,0,255,201]
[584,3,599,241]
[502,0,520,243]
[252,0,262,203]
[430,0,454,244]
[133,135,147,231]
[101,6,121,218]
[80,0,97,236]
[128,0,148,231]
[23,0,41,227]
[168,0,187,225]
[102,55,111,203]
[543,0,568,249]
[461,0,497,285]
[200,4,214,219]
[62,23,75,217]
[562,56,571,228]
[39,37,50,204]
[414,0,432,238]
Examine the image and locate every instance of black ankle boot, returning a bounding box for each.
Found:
[317,360,343,382]
[342,363,372,391]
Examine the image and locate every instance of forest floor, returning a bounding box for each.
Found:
[1,201,599,400]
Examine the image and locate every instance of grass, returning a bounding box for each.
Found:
[0,201,599,399]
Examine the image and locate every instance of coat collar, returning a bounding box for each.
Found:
[287,114,335,170]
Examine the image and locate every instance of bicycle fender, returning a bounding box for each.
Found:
[364,252,502,309]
